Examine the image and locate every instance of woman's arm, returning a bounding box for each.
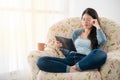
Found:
[71,29,83,42]
[96,29,107,48]
[91,19,107,48]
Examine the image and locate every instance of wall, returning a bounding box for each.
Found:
[68,0,120,24]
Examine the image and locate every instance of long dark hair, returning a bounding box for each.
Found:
[82,8,101,49]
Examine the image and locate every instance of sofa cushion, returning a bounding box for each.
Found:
[100,50,120,80]
[37,70,101,80]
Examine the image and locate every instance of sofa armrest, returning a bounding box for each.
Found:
[28,47,64,80]
[100,50,120,80]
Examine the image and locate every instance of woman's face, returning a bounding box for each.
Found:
[81,13,93,29]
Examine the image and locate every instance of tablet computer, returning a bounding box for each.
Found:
[55,36,76,51]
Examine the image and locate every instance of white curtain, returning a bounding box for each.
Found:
[0,0,68,80]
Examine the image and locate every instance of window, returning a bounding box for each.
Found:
[0,0,68,79]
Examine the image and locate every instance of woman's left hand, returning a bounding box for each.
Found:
[91,19,101,29]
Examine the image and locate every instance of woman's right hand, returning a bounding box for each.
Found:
[54,40,63,50]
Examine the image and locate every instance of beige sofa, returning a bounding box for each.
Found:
[28,17,120,80]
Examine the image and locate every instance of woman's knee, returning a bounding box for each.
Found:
[36,56,48,69]
[93,49,107,60]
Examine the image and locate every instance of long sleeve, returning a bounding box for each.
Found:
[71,29,83,42]
[97,29,107,48]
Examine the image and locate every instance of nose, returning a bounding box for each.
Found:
[84,21,89,25]
[84,20,89,23]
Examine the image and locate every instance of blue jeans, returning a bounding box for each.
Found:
[37,49,107,73]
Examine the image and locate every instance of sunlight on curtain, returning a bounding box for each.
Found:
[0,0,68,80]
[32,0,68,44]
[0,0,32,71]
[0,0,33,80]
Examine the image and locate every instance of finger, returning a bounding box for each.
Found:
[55,41,62,46]
[59,43,62,47]
[54,40,59,43]
[91,19,95,24]
[56,41,61,44]
[92,19,97,25]
[93,20,95,24]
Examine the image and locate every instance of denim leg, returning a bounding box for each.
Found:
[37,51,87,73]
[65,51,86,63]
[76,49,107,71]
[61,49,71,57]
[73,52,86,63]
[37,56,75,73]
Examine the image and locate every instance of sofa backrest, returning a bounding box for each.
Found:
[46,17,120,53]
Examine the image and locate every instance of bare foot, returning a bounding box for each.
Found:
[70,65,78,72]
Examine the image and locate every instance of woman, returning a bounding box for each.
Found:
[37,8,107,73]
